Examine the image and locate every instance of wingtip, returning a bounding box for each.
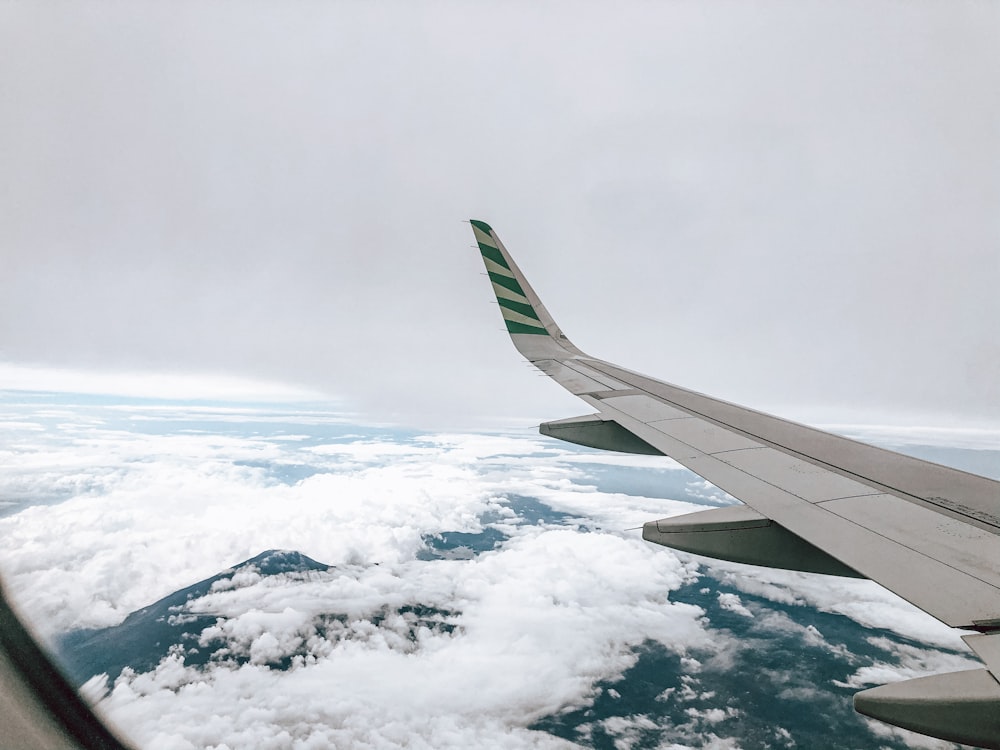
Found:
[470,219,493,233]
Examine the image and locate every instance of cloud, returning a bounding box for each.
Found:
[2,392,991,748]
[716,593,753,619]
[597,714,659,750]
[705,563,966,651]
[1,396,720,748]
[86,531,708,750]
[834,637,981,691]
[0,363,323,402]
[861,716,968,750]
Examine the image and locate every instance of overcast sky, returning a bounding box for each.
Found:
[2,1,998,428]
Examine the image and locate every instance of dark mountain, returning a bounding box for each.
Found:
[55,550,330,686]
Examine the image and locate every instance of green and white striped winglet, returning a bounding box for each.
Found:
[471,219,549,336]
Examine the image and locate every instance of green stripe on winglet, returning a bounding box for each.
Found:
[497,297,540,320]
[479,244,510,270]
[505,320,548,335]
[470,219,493,233]
[488,271,525,296]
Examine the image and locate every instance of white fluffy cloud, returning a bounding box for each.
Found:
[95,531,708,750]
[0,395,718,747]
[705,562,966,651]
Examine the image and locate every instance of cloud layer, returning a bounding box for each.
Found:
[0,389,981,749]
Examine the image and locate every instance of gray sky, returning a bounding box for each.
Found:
[2,1,998,428]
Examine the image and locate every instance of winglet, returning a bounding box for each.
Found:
[470,220,583,360]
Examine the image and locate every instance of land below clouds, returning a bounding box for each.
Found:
[56,542,971,750]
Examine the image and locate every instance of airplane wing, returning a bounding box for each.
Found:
[470,219,1000,748]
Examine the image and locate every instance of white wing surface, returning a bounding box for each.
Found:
[470,219,1000,748]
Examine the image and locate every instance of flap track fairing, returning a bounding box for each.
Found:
[643,505,864,578]
[540,414,664,455]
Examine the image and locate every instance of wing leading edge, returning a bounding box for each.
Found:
[469,219,1000,748]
